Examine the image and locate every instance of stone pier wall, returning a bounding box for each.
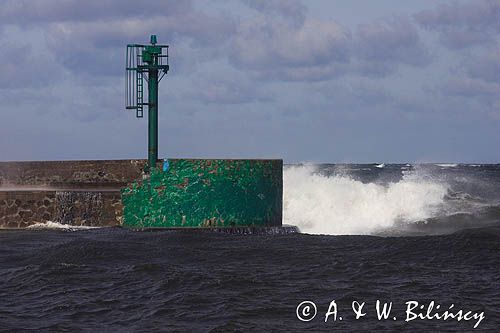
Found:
[0,159,146,188]
[0,160,146,228]
[0,190,123,228]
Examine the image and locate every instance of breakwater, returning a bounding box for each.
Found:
[0,160,145,228]
[0,159,283,229]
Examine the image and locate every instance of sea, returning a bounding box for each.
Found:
[0,164,499,331]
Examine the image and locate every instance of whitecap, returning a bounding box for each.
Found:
[26,221,98,231]
[283,165,448,235]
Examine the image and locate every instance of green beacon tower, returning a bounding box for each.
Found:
[126,35,169,171]
[122,35,287,231]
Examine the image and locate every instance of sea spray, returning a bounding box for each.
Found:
[283,165,448,235]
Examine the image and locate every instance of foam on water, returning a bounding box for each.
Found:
[26,221,99,231]
[436,163,458,168]
[284,165,449,235]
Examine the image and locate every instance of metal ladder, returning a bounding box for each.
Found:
[136,71,143,118]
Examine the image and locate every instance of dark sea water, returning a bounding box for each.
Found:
[1,164,499,332]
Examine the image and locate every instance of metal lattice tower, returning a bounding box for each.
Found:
[126,35,169,171]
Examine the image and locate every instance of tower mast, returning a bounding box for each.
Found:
[126,35,169,171]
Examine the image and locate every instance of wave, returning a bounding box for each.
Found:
[26,221,99,231]
[283,165,500,236]
[283,165,449,235]
[435,163,458,168]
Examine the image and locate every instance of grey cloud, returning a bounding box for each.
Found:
[274,81,395,122]
[0,88,61,111]
[356,16,431,67]
[186,76,274,105]
[0,0,235,80]
[433,76,500,119]
[228,13,431,82]
[1,0,433,86]
[442,77,500,98]
[241,0,307,25]
[350,83,393,106]
[228,15,351,81]
[43,10,235,77]
[414,0,500,117]
[0,41,60,89]
[252,63,349,82]
[0,0,190,25]
[45,33,123,77]
[465,50,500,84]
[351,61,394,78]
[435,29,492,50]
[415,0,500,49]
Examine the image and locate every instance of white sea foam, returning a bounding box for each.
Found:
[26,221,98,231]
[283,165,448,235]
[436,164,458,168]
[375,163,385,168]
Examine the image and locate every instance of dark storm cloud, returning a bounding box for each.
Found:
[415,0,500,49]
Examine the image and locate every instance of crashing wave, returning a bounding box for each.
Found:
[283,165,448,235]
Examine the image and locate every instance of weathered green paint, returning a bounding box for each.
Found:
[121,159,282,228]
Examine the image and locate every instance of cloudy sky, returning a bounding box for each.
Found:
[0,0,499,163]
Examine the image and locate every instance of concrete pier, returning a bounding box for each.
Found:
[0,159,284,229]
[0,160,146,228]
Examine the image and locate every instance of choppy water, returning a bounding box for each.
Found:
[0,164,499,331]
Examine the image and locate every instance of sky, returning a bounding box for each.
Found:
[0,0,499,163]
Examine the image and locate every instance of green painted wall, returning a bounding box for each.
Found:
[121,159,282,228]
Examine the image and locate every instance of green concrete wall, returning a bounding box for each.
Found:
[121,159,282,228]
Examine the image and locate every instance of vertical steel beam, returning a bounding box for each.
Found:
[148,64,159,169]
